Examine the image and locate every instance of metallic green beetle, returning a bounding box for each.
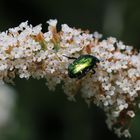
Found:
[64,55,100,79]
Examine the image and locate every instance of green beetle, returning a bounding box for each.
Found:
[64,55,100,79]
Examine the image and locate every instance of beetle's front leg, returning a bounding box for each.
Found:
[63,55,77,60]
[92,69,96,74]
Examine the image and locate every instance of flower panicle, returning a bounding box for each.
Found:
[0,19,140,138]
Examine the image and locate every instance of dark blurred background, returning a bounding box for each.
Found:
[0,0,140,140]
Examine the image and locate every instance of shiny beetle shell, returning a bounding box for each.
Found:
[68,55,100,79]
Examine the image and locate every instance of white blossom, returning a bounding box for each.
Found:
[0,19,139,138]
[47,19,57,27]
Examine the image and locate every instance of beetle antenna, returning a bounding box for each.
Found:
[63,55,77,59]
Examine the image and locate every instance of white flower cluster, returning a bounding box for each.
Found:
[0,19,140,138]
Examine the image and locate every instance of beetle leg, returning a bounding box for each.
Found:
[63,55,77,59]
[89,69,96,78]
[92,69,96,74]
[94,61,100,68]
